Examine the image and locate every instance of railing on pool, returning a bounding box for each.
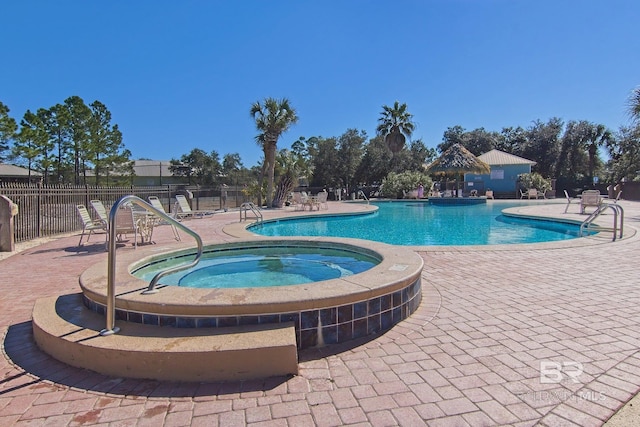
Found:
[101,195,203,336]
[240,202,263,223]
[580,202,624,241]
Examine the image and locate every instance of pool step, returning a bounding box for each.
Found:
[32,293,299,382]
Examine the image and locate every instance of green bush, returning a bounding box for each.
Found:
[518,173,551,192]
[381,171,432,199]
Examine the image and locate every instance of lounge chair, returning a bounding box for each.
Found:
[610,190,622,203]
[527,189,538,199]
[76,204,107,246]
[173,194,213,220]
[519,189,528,199]
[563,190,579,213]
[90,199,109,224]
[148,196,181,241]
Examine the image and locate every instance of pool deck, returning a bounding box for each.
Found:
[1,199,640,426]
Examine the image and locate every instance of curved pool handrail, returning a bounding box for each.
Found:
[102,195,203,336]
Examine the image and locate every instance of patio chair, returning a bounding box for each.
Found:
[148,196,180,241]
[292,192,307,211]
[316,190,329,210]
[580,190,603,214]
[173,194,213,220]
[519,189,528,199]
[76,204,107,246]
[485,190,494,199]
[114,206,144,248]
[527,189,538,199]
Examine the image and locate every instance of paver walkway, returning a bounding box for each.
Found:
[1,199,640,426]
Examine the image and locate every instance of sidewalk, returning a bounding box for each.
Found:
[1,200,640,426]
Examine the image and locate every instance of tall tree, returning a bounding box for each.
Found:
[13,109,55,183]
[628,86,640,122]
[250,97,298,207]
[336,129,366,193]
[0,102,17,162]
[87,101,130,185]
[64,96,92,184]
[42,104,72,183]
[497,126,528,155]
[437,125,466,153]
[309,137,339,188]
[524,118,563,178]
[376,101,415,153]
[605,126,640,183]
[356,135,392,186]
[170,149,222,186]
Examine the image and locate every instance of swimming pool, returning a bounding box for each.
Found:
[251,201,585,245]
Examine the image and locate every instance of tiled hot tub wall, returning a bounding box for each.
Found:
[82,276,422,349]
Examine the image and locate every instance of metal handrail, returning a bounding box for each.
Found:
[101,195,203,336]
[357,190,370,204]
[580,203,624,241]
[240,202,263,223]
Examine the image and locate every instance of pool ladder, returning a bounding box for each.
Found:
[240,202,263,223]
[580,202,624,241]
[357,190,370,204]
[101,195,203,336]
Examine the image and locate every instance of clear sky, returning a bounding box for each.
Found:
[2,1,639,168]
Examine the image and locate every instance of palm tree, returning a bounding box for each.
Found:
[250,97,298,208]
[629,86,640,122]
[376,101,415,153]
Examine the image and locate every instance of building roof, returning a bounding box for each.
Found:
[477,149,536,166]
[0,163,42,177]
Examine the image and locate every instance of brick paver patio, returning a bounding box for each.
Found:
[1,199,639,426]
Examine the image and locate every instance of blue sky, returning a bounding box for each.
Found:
[2,1,639,168]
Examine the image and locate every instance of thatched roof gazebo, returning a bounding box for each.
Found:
[424,144,491,197]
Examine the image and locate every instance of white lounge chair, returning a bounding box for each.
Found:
[173,194,213,220]
[76,204,107,246]
[148,196,181,241]
[90,199,109,225]
[563,190,579,213]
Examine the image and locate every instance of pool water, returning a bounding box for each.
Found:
[132,246,379,288]
[252,201,585,245]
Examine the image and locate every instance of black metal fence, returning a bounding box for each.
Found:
[0,183,250,243]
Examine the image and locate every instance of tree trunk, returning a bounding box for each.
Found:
[265,142,277,208]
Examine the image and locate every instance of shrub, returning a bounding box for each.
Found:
[518,173,551,192]
[381,171,432,199]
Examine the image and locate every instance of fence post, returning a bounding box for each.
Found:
[0,195,18,252]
